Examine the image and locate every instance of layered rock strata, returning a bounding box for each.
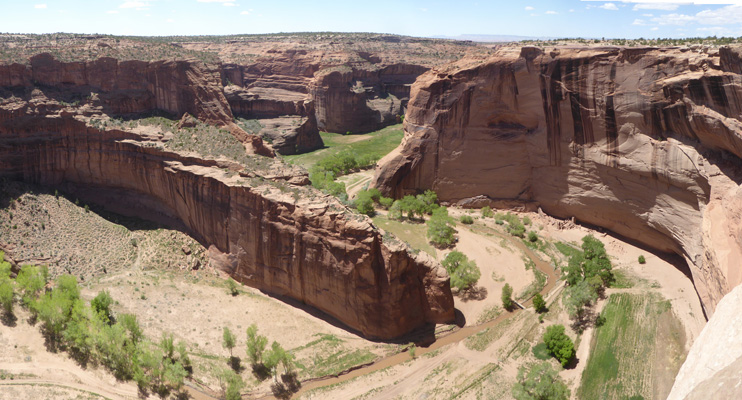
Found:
[0,76,454,340]
[374,45,742,316]
[0,53,273,156]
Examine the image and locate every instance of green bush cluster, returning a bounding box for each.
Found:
[481,206,494,218]
[563,236,614,321]
[13,266,190,397]
[246,324,295,378]
[315,153,377,176]
[352,188,394,217]
[460,215,474,224]
[427,206,456,248]
[501,283,514,310]
[308,170,347,199]
[512,361,570,400]
[389,190,439,221]
[441,251,480,292]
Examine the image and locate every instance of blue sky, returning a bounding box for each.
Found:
[3,1,742,39]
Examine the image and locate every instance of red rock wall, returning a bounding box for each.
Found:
[374,46,742,317]
[0,105,454,339]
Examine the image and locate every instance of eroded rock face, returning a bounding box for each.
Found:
[0,98,455,339]
[0,54,273,156]
[374,45,742,316]
[667,284,742,400]
[310,64,428,134]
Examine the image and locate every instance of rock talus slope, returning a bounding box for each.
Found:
[0,58,455,339]
[374,45,742,316]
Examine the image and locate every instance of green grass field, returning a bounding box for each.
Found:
[283,124,404,170]
[372,214,437,259]
[578,293,683,400]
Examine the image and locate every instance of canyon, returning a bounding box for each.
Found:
[374,45,742,319]
[2,33,742,398]
[0,53,454,339]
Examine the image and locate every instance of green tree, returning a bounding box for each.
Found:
[379,196,394,209]
[441,251,480,291]
[416,190,439,215]
[481,206,494,218]
[91,290,114,324]
[398,195,424,220]
[427,206,456,248]
[223,326,236,357]
[564,280,598,319]
[502,283,514,310]
[460,215,474,224]
[533,293,546,313]
[16,264,48,309]
[0,278,13,316]
[389,200,403,220]
[353,190,376,216]
[264,341,295,377]
[543,325,575,367]
[512,361,570,400]
[246,324,268,366]
[220,369,245,400]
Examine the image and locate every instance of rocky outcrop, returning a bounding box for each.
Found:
[225,85,323,154]
[374,45,742,317]
[310,64,428,134]
[0,98,455,339]
[0,54,273,156]
[223,53,429,135]
[667,284,742,400]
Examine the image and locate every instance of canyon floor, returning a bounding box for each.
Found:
[0,127,706,399]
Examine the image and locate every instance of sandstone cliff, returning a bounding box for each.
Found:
[0,71,455,339]
[374,45,742,317]
[0,53,273,156]
[667,284,742,400]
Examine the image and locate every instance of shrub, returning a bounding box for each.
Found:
[481,206,494,218]
[638,255,646,264]
[246,324,268,366]
[460,215,474,224]
[528,231,538,242]
[523,216,532,225]
[226,278,239,296]
[543,325,575,367]
[91,290,114,324]
[501,283,514,310]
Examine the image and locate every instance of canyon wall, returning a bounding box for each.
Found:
[222,52,429,136]
[374,45,742,316]
[0,54,273,156]
[0,95,455,339]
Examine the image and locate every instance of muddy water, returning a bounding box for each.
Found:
[291,225,559,398]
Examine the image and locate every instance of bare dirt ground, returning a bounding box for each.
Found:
[1,180,707,400]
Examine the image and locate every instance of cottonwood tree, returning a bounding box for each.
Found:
[246,324,268,366]
[441,251,480,292]
[512,361,570,400]
[222,326,236,357]
[542,325,575,367]
[501,283,514,310]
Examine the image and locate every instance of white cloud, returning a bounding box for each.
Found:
[642,13,654,16]
[223,2,237,6]
[107,10,119,14]
[632,3,679,11]
[651,13,695,25]
[530,13,539,16]
[600,3,619,10]
[120,1,150,9]
[240,10,250,15]
[651,26,659,30]
[546,10,558,14]
[633,18,647,25]
[696,5,742,24]
[166,18,174,22]
[525,6,534,10]
[197,0,234,2]
[34,4,46,8]
[420,7,428,12]
[569,9,576,12]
